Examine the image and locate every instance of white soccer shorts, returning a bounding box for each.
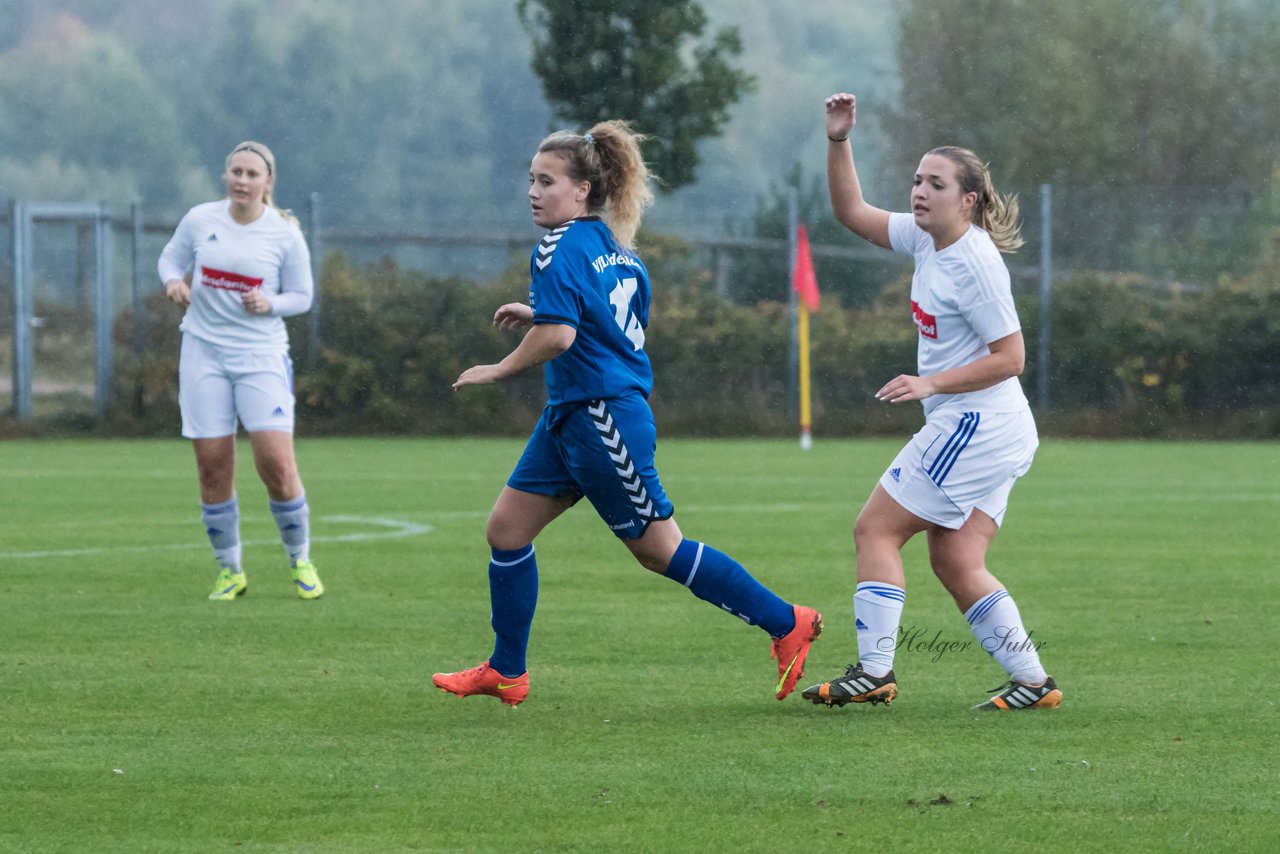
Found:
[879,406,1038,530]
[178,333,296,438]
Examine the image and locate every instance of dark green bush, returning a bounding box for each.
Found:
[96,251,1280,439]
[1026,264,1280,436]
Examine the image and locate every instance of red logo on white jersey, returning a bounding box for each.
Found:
[912,300,938,339]
[200,266,263,293]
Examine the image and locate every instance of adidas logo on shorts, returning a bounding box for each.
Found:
[889,467,901,483]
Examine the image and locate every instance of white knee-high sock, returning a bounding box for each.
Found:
[269,491,310,567]
[855,581,906,677]
[201,495,241,572]
[965,589,1048,685]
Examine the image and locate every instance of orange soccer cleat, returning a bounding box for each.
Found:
[432,660,530,707]
[770,605,823,700]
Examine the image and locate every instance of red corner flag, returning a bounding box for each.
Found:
[792,224,820,312]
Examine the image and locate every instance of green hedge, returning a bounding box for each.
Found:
[1022,266,1280,437]
[98,249,1280,439]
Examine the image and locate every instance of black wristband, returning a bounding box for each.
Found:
[827,135,848,142]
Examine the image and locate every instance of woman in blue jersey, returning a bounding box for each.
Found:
[800,93,1061,712]
[158,141,323,602]
[434,120,822,706]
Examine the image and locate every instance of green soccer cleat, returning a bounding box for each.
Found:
[291,561,324,600]
[208,568,247,601]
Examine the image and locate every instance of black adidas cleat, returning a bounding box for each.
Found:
[802,663,898,707]
[973,676,1062,711]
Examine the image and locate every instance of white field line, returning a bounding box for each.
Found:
[0,515,432,561]
[0,503,806,561]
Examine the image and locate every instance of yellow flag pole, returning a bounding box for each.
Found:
[798,303,812,450]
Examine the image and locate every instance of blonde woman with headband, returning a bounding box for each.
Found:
[801,93,1061,712]
[158,141,323,601]
[433,120,822,706]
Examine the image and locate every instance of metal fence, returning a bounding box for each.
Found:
[0,197,900,424]
[2,181,1274,425]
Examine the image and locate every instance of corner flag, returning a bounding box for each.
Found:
[792,224,819,449]
[792,224,820,312]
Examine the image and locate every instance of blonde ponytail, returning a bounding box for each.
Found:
[927,146,1023,253]
[537,120,654,249]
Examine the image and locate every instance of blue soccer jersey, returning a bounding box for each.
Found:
[528,217,653,413]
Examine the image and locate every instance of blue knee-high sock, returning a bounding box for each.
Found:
[488,544,538,678]
[663,539,794,638]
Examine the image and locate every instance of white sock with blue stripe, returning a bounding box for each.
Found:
[855,581,906,677]
[269,491,310,567]
[965,589,1048,685]
[201,495,242,572]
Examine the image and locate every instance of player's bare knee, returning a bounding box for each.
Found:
[632,550,667,574]
[852,523,870,554]
[256,456,296,494]
[930,560,979,598]
[853,512,891,548]
[485,521,527,552]
[853,521,891,557]
[930,558,957,583]
[196,460,231,494]
[623,527,678,574]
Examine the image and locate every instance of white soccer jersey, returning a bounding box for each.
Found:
[158,201,313,352]
[887,212,1029,417]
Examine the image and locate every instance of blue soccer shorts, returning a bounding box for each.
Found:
[508,394,675,540]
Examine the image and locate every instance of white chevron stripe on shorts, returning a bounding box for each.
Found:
[587,399,655,519]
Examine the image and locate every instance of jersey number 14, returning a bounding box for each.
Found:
[609,276,645,351]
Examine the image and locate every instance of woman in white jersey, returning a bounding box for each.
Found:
[158,141,323,602]
[800,93,1061,711]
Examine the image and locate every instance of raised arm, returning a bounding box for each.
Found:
[825,93,892,250]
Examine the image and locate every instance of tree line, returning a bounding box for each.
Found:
[0,0,896,236]
[1,0,1274,281]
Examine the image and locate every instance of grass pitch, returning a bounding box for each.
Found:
[1,436,1277,852]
